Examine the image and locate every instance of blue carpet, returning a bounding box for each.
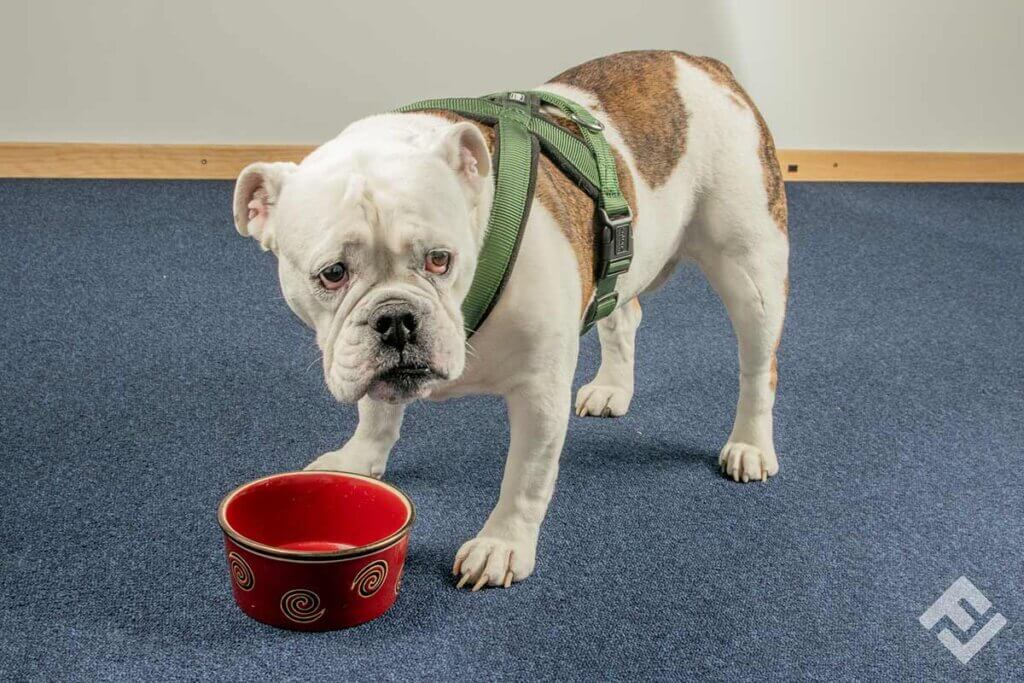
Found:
[1,180,1021,681]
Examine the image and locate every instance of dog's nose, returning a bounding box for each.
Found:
[372,306,418,352]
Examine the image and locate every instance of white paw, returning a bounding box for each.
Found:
[304,444,387,479]
[718,441,779,483]
[575,382,632,418]
[452,535,536,591]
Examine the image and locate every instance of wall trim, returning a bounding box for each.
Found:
[0,143,1022,182]
[0,143,312,180]
[778,150,1024,183]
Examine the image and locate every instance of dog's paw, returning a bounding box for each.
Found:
[718,441,779,483]
[304,444,386,479]
[452,535,536,591]
[575,382,632,418]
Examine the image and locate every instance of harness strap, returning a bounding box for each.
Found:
[531,91,630,217]
[395,91,633,336]
[396,96,603,190]
[530,91,633,332]
[459,100,539,333]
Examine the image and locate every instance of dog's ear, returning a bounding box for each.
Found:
[436,122,491,196]
[233,161,297,251]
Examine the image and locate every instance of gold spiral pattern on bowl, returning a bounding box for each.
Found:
[227,551,254,591]
[351,560,389,598]
[279,589,326,623]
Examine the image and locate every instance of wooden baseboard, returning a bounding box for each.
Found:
[0,142,1022,182]
[0,143,313,180]
[777,150,1024,182]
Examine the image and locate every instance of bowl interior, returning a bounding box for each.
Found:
[222,472,411,553]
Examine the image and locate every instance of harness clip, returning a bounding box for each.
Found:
[598,207,633,278]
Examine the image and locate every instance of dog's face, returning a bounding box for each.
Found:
[233,119,492,403]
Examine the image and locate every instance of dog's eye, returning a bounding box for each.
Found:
[317,262,348,290]
[425,250,451,275]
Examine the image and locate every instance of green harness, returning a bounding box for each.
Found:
[395,91,633,336]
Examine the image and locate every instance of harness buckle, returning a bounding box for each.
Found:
[597,206,633,279]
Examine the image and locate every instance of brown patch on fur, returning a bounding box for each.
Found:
[534,159,596,310]
[673,52,788,236]
[548,51,687,188]
[417,109,638,316]
[533,140,637,315]
[769,352,779,392]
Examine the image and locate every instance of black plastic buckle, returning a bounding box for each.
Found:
[597,207,633,279]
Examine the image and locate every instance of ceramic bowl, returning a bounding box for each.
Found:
[218,471,414,630]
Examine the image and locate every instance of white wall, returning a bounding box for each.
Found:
[1,0,1021,151]
[724,0,1024,152]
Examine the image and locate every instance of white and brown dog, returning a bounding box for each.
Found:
[233,51,788,590]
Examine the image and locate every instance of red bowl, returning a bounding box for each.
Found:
[218,471,414,630]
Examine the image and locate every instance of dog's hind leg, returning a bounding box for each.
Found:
[695,226,788,481]
[575,297,642,417]
[690,179,788,482]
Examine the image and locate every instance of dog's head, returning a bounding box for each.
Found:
[232,117,492,403]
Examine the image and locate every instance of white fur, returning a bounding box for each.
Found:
[235,54,789,589]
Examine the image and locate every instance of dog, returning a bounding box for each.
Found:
[232,51,789,590]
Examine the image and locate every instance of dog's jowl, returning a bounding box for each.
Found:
[232,51,789,589]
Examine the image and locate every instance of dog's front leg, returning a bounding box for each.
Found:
[453,377,571,590]
[305,397,404,478]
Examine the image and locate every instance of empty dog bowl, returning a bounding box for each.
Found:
[218,471,414,630]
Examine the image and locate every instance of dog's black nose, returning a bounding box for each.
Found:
[372,306,418,352]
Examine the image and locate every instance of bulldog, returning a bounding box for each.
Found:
[232,51,789,590]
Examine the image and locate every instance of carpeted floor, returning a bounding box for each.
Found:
[1,180,1021,681]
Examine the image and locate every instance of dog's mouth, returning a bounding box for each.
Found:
[378,363,442,382]
[367,362,448,402]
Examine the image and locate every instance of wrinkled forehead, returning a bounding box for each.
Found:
[277,153,467,257]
